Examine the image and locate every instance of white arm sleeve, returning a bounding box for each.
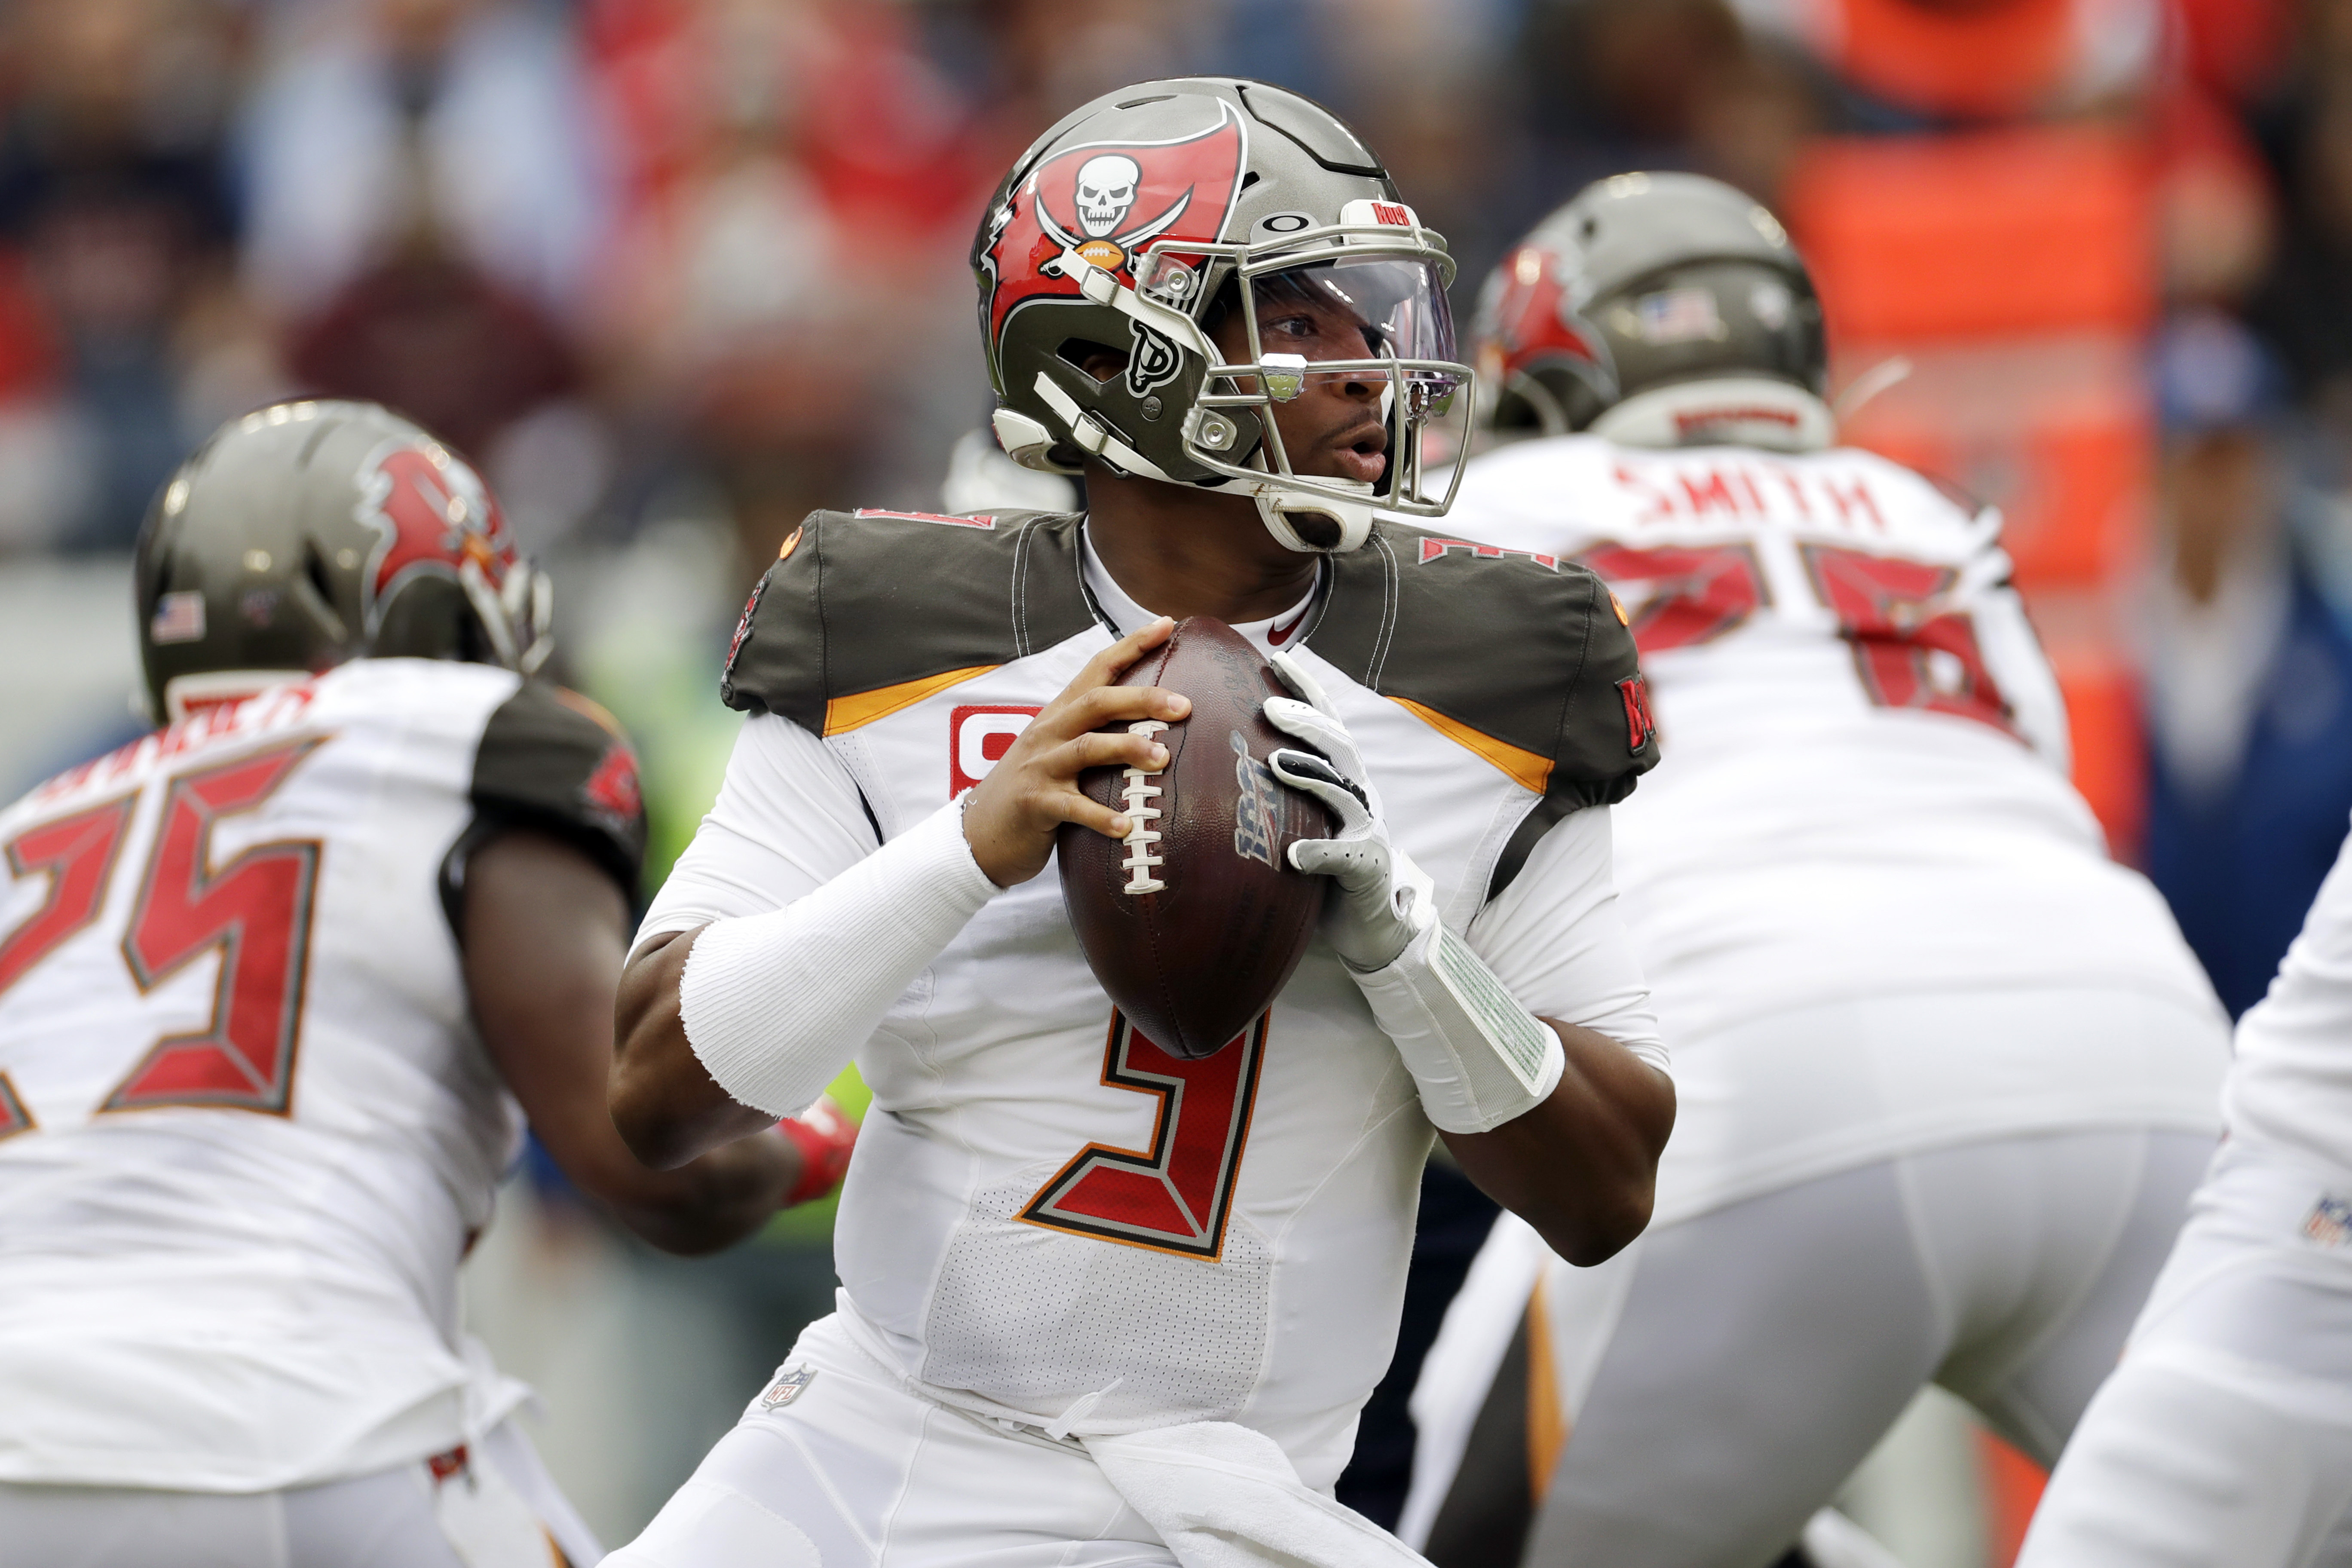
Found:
[634,714,883,953]
[635,715,1001,1118]
[1467,806,1666,1072]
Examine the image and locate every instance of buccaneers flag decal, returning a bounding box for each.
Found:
[1486,243,1611,386]
[979,101,1248,343]
[355,440,518,629]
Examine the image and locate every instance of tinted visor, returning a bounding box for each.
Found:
[1243,256,1470,498]
[1250,257,1459,378]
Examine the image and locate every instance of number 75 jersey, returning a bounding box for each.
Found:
[0,658,644,1492]
[1446,435,2211,1035]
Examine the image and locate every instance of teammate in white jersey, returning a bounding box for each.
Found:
[0,401,852,1568]
[2017,813,2352,1567]
[1396,174,2232,1568]
[600,79,1677,1568]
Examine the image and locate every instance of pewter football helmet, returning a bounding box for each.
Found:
[972,78,1475,552]
[1479,172,1827,450]
[135,401,550,722]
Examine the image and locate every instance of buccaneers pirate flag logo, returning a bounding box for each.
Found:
[355,439,518,632]
[977,102,1248,350]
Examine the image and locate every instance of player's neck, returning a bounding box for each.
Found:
[1082,467,1322,625]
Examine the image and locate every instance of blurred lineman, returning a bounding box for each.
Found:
[603,79,1674,1568]
[2018,815,2352,1567]
[1397,174,2231,1568]
[0,402,852,1568]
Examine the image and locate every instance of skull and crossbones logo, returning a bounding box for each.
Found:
[1075,155,1141,238]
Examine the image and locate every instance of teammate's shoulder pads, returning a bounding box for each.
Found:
[466,679,647,899]
[721,507,1094,735]
[1309,519,1658,882]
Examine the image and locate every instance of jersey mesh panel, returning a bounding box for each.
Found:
[920,1175,1272,1427]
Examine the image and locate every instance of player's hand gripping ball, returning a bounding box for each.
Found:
[1057,618,1334,1060]
[1263,652,1436,973]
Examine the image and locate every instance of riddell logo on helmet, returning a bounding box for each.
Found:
[356,440,515,628]
[977,102,1247,343]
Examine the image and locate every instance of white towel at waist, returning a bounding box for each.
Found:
[1083,1421,1433,1568]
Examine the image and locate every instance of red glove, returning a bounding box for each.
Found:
[777,1095,858,1207]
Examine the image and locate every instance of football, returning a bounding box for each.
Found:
[1056,617,1334,1060]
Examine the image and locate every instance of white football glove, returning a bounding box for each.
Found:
[1262,650,1564,1135]
[1264,651,1436,972]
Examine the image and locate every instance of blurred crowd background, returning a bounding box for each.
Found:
[2,0,2348,1559]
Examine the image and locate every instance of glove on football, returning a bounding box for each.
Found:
[1262,653,1563,1133]
[1264,651,1437,972]
[777,1094,859,1208]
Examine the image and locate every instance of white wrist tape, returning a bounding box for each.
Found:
[1351,919,1565,1135]
[679,800,999,1117]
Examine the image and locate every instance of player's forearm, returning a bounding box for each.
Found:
[616,802,998,1158]
[1441,1020,1674,1267]
[612,927,784,1167]
[604,1127,799,1255]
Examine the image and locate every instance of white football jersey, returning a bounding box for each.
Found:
[640,508,1662,1490]
[2227,815,2352,1175]
[0,658,645,1491]
[1448,437,2225,1213]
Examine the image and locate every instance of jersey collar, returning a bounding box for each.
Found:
[1078,524,1322,657]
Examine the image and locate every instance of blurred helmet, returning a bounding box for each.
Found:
[971,77,1474,552]
[1478,172,1830,451]
[1472,244,1620,440]
[135,400,551,723]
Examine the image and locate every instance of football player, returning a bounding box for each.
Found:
[600,79,1675,1568]
[2016,815,2352,1567]
[0,401,854,1568]
[1394,173,2233,1568]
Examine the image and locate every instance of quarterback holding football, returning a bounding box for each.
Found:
[604,78,1674,1567]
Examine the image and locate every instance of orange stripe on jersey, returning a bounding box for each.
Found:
[1390,697,1552,796]
[1525,1275,1568,1502]
[552,686,626,738]
[824,666,1000,735]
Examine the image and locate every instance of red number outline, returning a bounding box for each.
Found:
[1018,1012,1268,1259]
[102,738,327,1116]
[1798,543,2016,737]
[1577,540,1770,655]
[0,793,138,1000]
[0,1072,33,1140]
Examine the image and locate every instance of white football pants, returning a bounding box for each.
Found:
[604,1313,1181,1568]
[0,1418,597,1568]
[1400,1125,2217,1568]
[2017,1144,2352,1568]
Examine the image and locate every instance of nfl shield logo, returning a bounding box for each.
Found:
[2303,1196,2352,1249]
[759,1366,817,1411]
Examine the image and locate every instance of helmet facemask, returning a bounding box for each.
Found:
[1188,242,1471,551]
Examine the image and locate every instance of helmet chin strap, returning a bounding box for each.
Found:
[1251,478,1375,554]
